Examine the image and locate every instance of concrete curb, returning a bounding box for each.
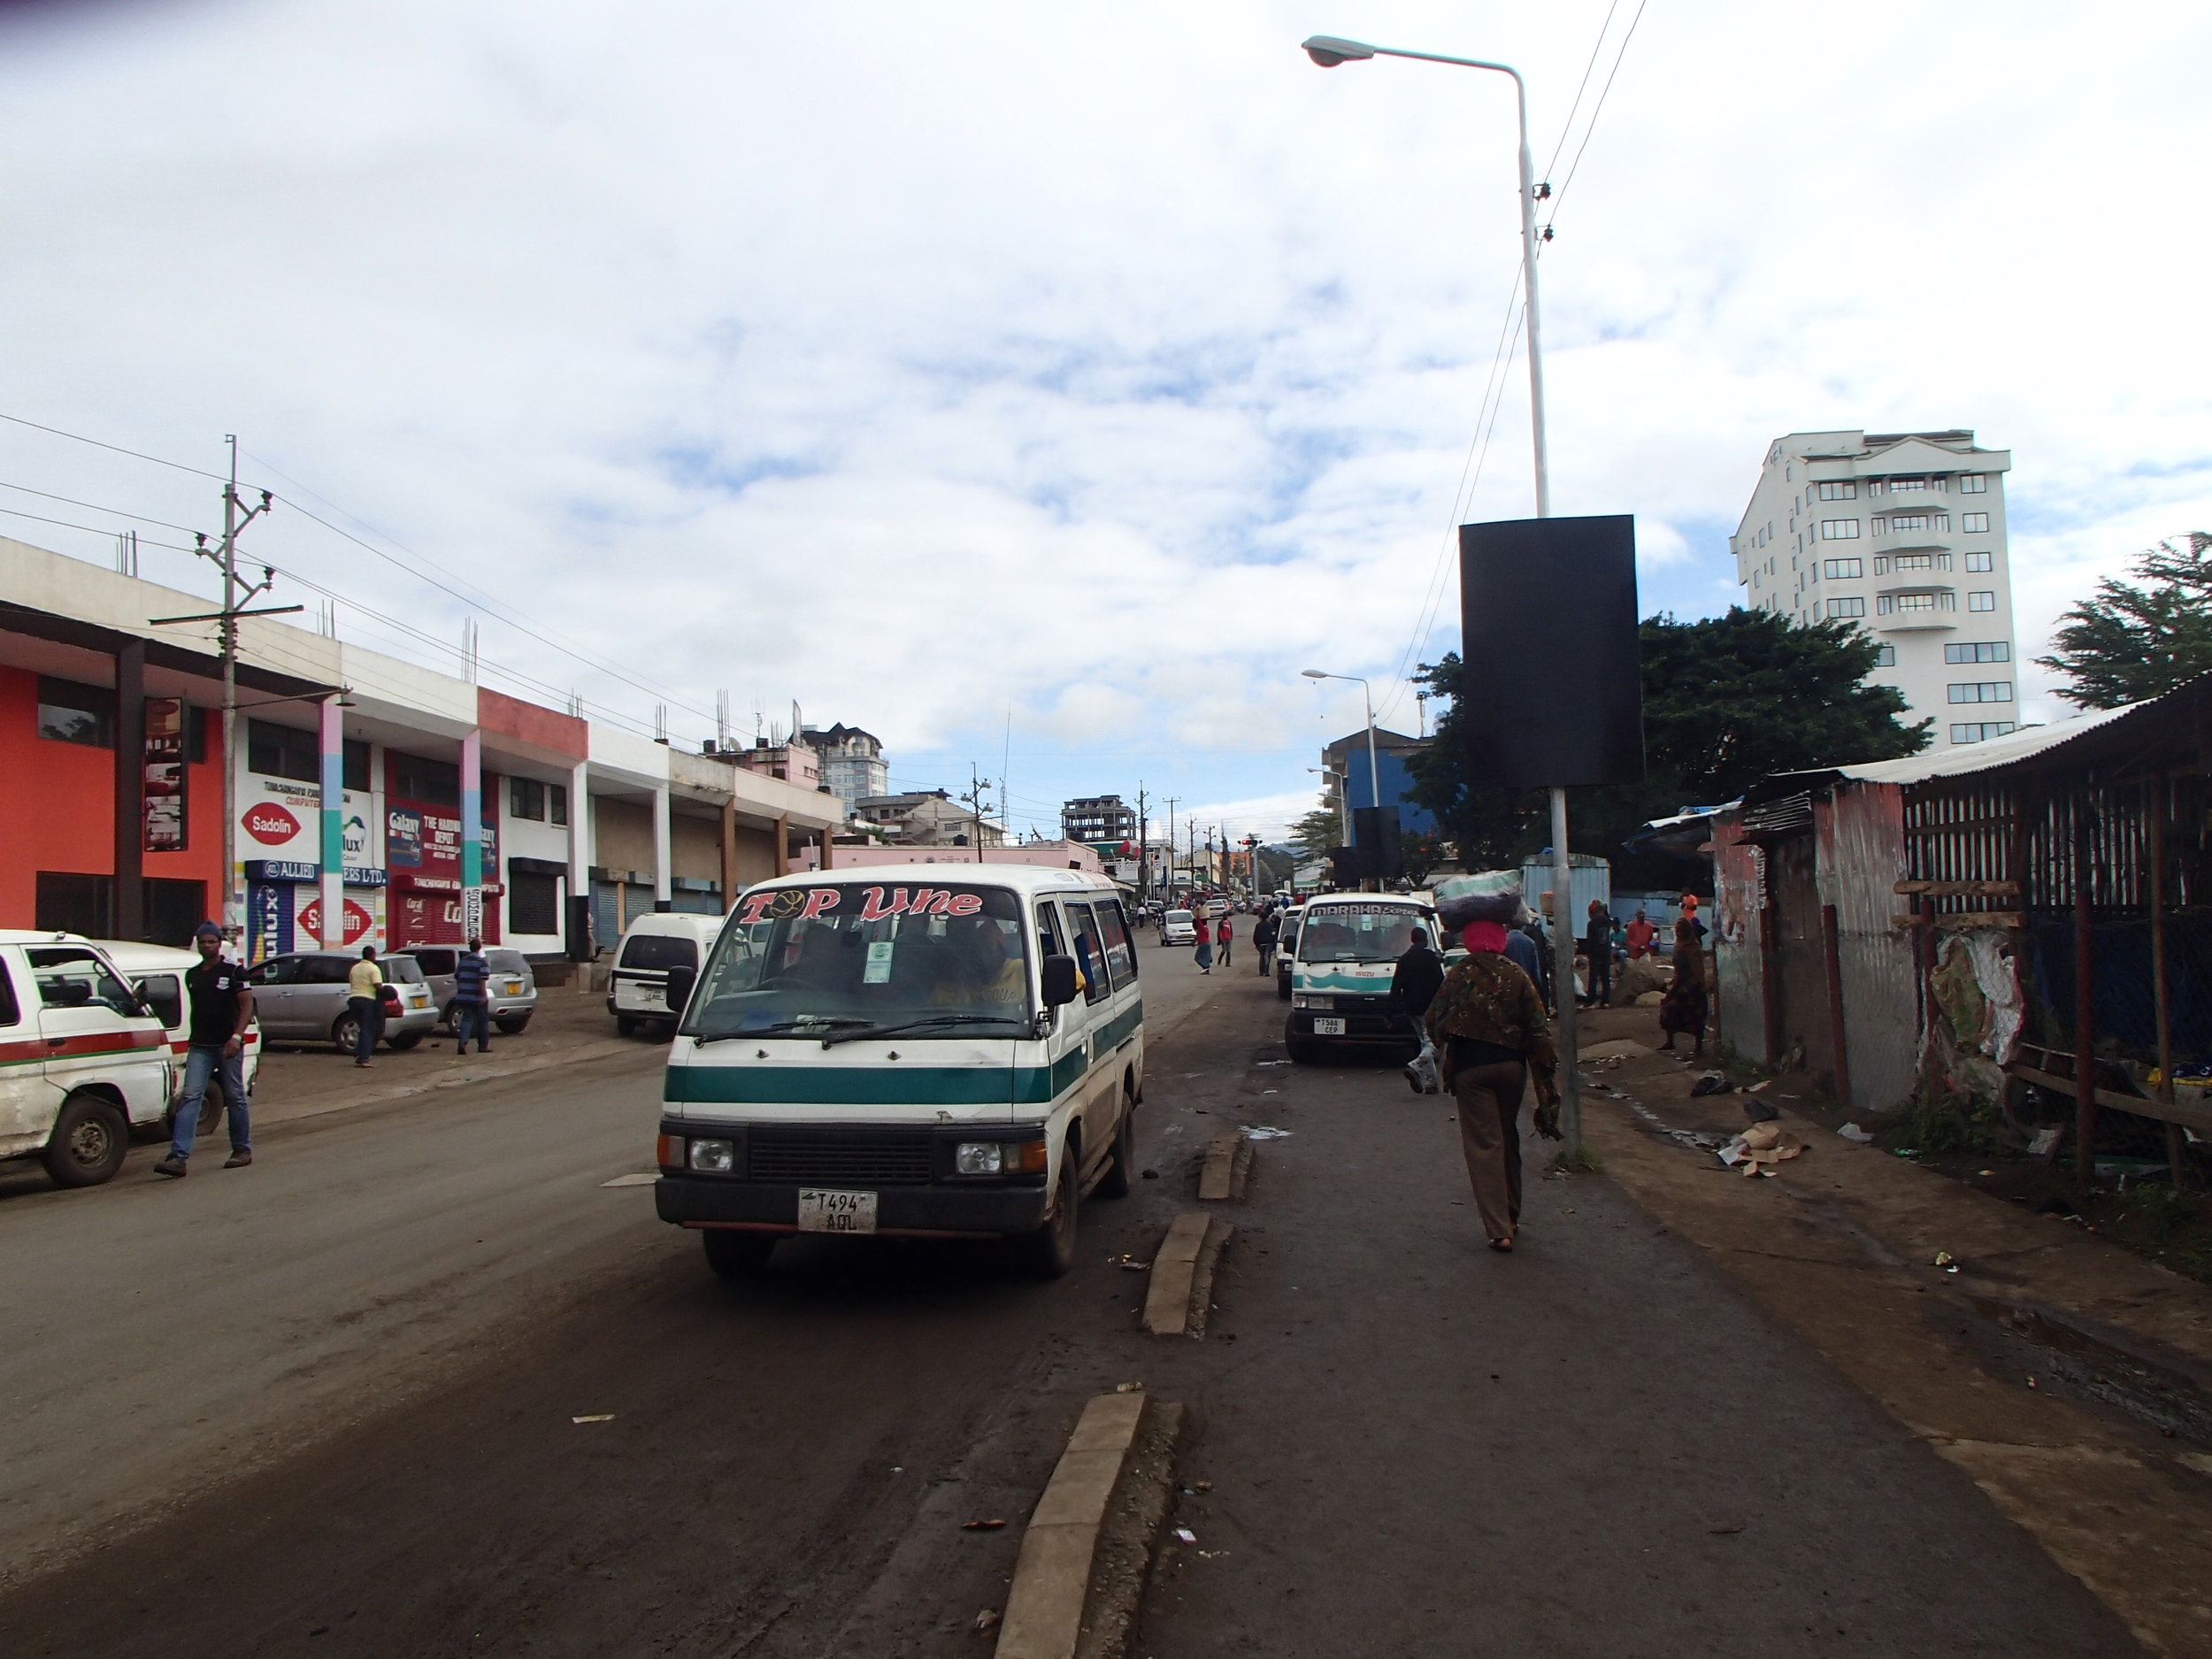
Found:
[995,1392,1186,1659]
[1142,1213,1233,1338]
[1196,1132,1252,1202]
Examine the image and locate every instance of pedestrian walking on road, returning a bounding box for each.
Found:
[1390,926,1448,1094]
[1505,915,1550,1011]
[1425,919,1561,1252]
[153,922,254,1179]
[450,936,493,1055]
[348,945,385,1066]
[1217,912,1234,967]
[1193,913,1214,973]
[1582,899,1615,1008]
[1254,906,1281,975]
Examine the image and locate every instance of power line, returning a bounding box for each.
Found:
[1541,0,1621,182]
[0,479,208,535]
[1544,0,1650,235]
[0,411,230,480]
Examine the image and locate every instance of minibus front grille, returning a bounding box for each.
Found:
[746,1128,937,1186]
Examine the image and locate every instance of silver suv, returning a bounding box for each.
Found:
[393,946,539,1035]
[245,951,438,1054]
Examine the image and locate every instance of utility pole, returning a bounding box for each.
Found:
[150,437,286,942]
[1133,784,1149,908]
[962,764,994,864]
[1164,797,1179,902]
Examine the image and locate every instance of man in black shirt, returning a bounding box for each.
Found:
[154,922,255,1179]
[1391,926,1448,1094]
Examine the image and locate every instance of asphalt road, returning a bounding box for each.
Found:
[0,937,2140,1656]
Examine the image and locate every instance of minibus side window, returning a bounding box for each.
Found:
[1094,901,1136,986]
[1064,902,1110,1003]
[1035,903,1064,964]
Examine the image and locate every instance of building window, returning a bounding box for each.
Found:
[1946,642,2011,664]
[1885,513,1949,534]
[1962,511,1991,533]
[247,718,319,782]
[1947,681,2015,703]
[1816,480,1857,502]
[391,752,460,805]
[1892,553,1939,572]
[1874,645,1897,667]
[550,783,568,826]
[1965,551,1993,572]
[1959,473,1987,494]
[1893,591,1950,612]
[1886,476,1942,494]
[1950,721,2016,743]
[35,677,116,748]
[1969,591,1997,611]
[510,777,547,821]
[508,870,561,934]
[1823,557,1863,579]
[342,738,370,792]
[1827,597,1866,619]
[1820,518,1861,540]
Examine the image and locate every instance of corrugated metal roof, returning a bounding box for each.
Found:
[1829,706,2132,784]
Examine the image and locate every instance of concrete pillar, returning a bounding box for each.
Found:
[719,797,737,912]
[460,729,484,942]
[773,813,788,878]
[566,759,593,959]
[112,640,145,941]
[318,695,346,947]
[652,785,672,911]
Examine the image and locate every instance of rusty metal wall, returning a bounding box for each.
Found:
[1818,781,1918,1113]
[1710,812,1765,1063]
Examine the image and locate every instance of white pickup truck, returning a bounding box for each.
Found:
[0,932,174,1187]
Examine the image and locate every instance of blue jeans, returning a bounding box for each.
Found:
[349,995,383,1062]
[452,1000,491,1052]
[171,1044,250,1160]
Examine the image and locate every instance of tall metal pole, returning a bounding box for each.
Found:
[219,438,242,940]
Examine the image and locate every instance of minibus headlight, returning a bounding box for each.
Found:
[954,1141,1006,1175]
[1293,994,1332,1010]
[688,1138,735,1173]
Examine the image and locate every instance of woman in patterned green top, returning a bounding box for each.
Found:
[1425,919,1562,1251]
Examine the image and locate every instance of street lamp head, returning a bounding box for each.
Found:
[1302,34,1376,67]
[1301,668,1329,680]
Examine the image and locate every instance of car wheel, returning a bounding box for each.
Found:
[617,1014,640,1038]
[1286,1037,1323,1065]
[43,1092,129,1187]
[387,1032,424,1051]
[331,1012,361,1056]
[1017,1142,1079,1279]
[1095,1089,1136,1200]
[494,1015,531,1035]
[702,1230,778,1279]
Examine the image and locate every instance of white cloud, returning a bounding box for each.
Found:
[1,0,2206,817]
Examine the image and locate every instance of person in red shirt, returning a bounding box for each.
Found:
[1624,909,1657,959]
[1217,911,1234,967]
[1193,911,1215,973]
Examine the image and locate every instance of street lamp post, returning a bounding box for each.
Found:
[1303,33,1582,1156]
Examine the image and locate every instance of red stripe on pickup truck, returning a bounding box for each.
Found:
[0,1027,165,1067]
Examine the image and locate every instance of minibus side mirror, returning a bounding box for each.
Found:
[1041,955,1080,1008]
[665,964,698,1017]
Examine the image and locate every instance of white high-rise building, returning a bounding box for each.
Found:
[1732,429,2020,749]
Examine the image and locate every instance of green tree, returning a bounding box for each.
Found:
[2037,533,2212,709]
[1408,609,1930,890]
[1288,797,1345,858]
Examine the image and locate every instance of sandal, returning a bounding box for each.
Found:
[1488,1237,1514,1253]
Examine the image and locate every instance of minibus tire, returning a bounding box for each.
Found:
[165,1080,227,1143]
[1285,1037,1323,1065]
[388,1033,424,1051]
[616,1014,641,1038]
[44,1092,129,1187]
[703,1230,776,1279]
[1096,1090,1136,1199]
[1018,1149,1079,1278]
[1276,974,1291,1001]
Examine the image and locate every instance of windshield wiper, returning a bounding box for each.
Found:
[693,1017,873,1048]
[819,1013,1026,1048]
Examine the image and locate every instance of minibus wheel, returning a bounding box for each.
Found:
[1018,1146,1079,1279]
[1095,1088,1136,1200]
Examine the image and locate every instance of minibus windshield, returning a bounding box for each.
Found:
[682,882,1032,1043]
[1294,903,1429,964]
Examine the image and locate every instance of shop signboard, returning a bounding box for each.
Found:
[387,780,499,948]
[242,859,388,963]
[144,697,188,852]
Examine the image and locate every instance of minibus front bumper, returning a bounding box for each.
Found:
[654,1119,1052,1239]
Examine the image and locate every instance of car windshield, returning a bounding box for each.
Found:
[1294,905,1428,964]
[683,881,1031,1041]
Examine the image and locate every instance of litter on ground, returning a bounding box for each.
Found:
[1836,1122,1874,1143]
[1717,1120,1804,1176]
[1242,1126,1293,1140]
[572,1414,616,1424]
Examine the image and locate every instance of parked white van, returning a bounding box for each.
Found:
[1283,893,1438,1064]
[653,865,1144,1279]
[608,912,729,1038]
[0,932,174,1187]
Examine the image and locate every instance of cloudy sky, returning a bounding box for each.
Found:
[3,0,2207,843]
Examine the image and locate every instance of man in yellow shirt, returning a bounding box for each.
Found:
[347,946,385,1067]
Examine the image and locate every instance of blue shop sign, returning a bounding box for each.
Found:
[243,860,388,887]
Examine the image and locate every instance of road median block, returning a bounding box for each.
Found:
[1143,1213,1233,1338]
[996,1391,1186,1659]
[1196,1131,1252,1202]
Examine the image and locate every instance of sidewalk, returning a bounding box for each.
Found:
[1577,1005,2212,1655]
[248,981,656,1131]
